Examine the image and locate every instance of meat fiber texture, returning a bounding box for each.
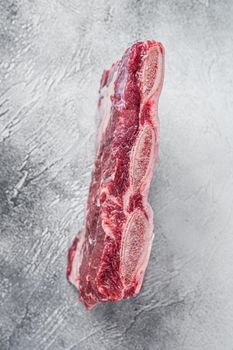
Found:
[67,40,165,309]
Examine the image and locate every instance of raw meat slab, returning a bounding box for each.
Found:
[67,40,165,309]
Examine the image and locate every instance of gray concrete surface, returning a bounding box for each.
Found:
[1,0,233,349]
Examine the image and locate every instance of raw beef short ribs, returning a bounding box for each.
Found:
[67,40,165,309]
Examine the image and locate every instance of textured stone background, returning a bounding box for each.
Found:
[1,0,233,349]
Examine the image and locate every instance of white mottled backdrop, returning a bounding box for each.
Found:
[0,1,233,349]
